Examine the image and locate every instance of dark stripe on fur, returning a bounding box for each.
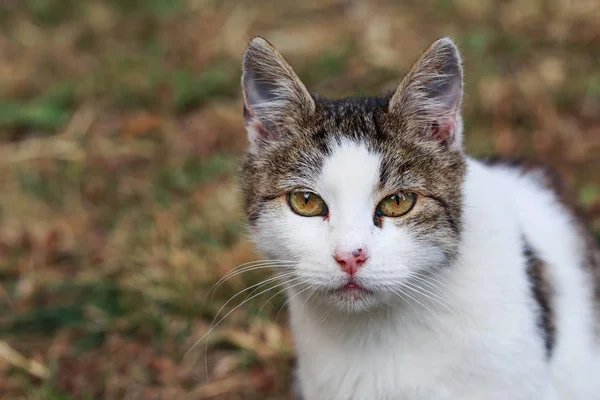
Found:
[524,238,555,359]
[247,205,262,223]
[379,158,391,189]
[429,195,460,235]
[247,195,279,223]
[583,228,600,340]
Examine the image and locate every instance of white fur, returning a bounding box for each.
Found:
[251,141,600,399]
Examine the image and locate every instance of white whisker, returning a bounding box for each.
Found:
[301,288,318,324]
[317,306,332,324]
[197,276,300,378]
[397,284,444,324]
[390,288,422,321]
[253,276,304,322]
[210,272,297,326]
[276,285,312,323]
[403,280,454,315]
[409,271,452,290]
[208,260,296,299]
[405,275,453,304]
[202,262,296,312]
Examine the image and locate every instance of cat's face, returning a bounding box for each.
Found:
[240,37,466,312]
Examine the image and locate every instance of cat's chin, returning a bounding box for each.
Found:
[322,286,382,313]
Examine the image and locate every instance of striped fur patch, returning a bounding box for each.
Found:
[524,239,555,359]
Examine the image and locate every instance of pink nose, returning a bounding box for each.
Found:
[334,248,368,275]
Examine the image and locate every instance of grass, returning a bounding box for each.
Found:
[0,0,599,398]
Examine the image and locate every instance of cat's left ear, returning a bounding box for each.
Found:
[389,38,464,151]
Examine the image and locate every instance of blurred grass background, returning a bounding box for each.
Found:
[0,0,599,399]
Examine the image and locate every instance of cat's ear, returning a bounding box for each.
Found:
[389,37,464,150]
[241,37,315,151]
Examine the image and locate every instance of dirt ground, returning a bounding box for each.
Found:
[0,0,599,399]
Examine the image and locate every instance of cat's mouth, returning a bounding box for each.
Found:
[334,279,373,296]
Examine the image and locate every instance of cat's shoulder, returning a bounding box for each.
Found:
[475,156,563,195]
[472,154,600,318]
[471,154,590,234]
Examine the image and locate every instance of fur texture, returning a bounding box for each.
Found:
[239,36,600,399]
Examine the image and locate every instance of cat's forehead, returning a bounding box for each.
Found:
[313,95,391,144]
[244,94,464,195]
[319,139,381,198]
[255,100,389,190]
[316,95,391,114]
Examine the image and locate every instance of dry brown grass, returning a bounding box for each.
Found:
[0,0,598,398]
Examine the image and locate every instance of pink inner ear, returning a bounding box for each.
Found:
[247,119,275,145]
[431,119,454,142]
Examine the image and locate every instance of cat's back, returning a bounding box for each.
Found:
[468,157,600,397]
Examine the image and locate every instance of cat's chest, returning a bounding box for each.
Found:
[294,341,538,400]
[294,324,463,400]
[289,299,546,400]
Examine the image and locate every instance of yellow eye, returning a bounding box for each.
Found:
[288,192,328,217]
[377,192,416,217]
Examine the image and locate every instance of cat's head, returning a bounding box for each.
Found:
[239,37,466,312]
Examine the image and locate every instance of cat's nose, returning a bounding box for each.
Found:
[334,248,368,275]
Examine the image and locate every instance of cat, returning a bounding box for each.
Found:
[238,36,600,399]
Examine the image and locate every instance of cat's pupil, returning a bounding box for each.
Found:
[390,193,407,206]
[304,193,310,204]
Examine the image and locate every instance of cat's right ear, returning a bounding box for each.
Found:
[241,37,315,152]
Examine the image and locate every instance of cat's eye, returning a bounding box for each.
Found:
[377,192,416,218]
[287,191,328,217]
